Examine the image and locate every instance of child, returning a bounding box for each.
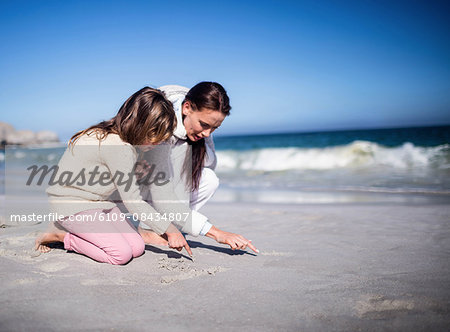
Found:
[35,87,192,264]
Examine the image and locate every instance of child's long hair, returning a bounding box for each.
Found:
[69,87,176,147]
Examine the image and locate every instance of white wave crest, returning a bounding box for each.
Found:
[216,141,449,172]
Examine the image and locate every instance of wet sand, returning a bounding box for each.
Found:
[1,200,449,331]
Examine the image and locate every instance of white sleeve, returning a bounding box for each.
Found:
[199,221,213,236]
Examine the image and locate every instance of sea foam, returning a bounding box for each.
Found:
[216,141,450,172]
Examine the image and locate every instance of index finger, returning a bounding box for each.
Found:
[184,241,193,257]
[247,241,259,253]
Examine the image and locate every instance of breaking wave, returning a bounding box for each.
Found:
[216,141,450,172]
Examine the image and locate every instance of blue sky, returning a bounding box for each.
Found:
[1,0,449,141]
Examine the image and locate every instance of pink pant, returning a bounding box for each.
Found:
[58,207,145,265]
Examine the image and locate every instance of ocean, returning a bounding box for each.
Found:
[212,125,450,203]
[1,125,449,204]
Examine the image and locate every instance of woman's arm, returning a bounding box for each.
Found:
[205,226,259,253]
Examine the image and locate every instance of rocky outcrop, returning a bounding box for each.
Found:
[0,122,15,143]
[36,130,59,144]
[0,121,59,146]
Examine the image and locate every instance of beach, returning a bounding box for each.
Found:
[2,0,449,329]
[1,197,449,331]
[1,127,449,330]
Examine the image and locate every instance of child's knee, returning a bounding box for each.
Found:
[109,246,133,265]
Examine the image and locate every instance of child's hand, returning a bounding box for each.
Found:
[165,224,193,257]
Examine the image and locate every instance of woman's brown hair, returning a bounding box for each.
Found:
[183,82,231,191]
[69,87,176,147]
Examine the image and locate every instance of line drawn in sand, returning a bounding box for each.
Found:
[158,257,228,284]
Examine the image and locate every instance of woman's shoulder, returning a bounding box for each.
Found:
[158,85,189,103]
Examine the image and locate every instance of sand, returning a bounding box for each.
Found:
[1,199,449,331]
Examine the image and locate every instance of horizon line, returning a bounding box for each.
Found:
[213,123,450,139]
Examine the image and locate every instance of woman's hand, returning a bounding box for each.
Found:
[206,226,259,253]
[165,224,193,257]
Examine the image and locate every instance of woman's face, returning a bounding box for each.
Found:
[182,102,226,142]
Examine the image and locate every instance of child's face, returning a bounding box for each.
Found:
[139,139,158,152]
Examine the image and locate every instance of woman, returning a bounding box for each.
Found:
[138,82,258,254]
[35,87,192,264]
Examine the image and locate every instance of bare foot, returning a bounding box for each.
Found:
[138,227,168,246]
[35,222,67,253]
